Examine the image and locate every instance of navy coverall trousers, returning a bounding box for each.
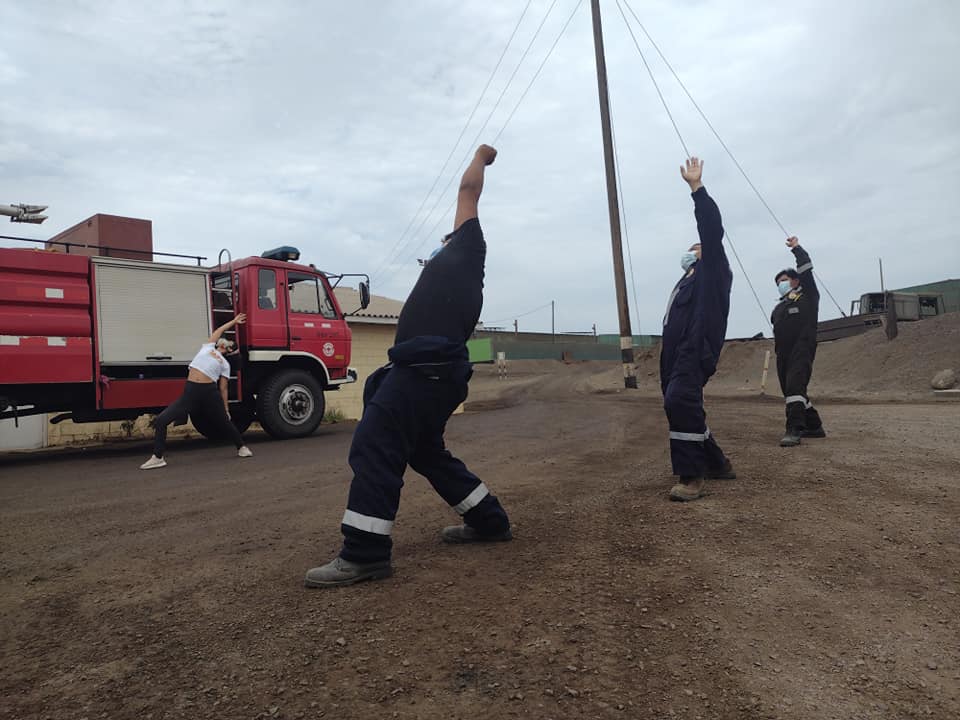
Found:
[339,339,510,563]
[662,364,730,478]
[660,186,733,479]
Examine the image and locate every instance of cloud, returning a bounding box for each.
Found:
[1,0,958,339]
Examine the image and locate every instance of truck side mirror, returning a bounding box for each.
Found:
[359,281,370,310]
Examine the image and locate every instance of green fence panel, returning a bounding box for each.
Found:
[467,338,494,363]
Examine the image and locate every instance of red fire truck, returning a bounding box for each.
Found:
[0,243,369,440]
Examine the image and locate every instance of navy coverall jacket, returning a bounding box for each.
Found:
[660,187,733,390]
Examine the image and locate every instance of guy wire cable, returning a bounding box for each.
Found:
[620,0,846,317]
[369,0,535,284]
[375,0,564,284]
[615,0,772,332]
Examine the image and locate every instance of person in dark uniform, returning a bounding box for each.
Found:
[305,144,512,588]
[772,237,825,447]
[660,157,736,502]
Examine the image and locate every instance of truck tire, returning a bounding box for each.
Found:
[256,369,325,439]
[190,405,255,441]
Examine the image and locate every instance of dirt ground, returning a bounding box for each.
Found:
[2,362,959,720]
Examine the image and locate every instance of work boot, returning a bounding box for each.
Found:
[441,525,513,544]
[304,556,393,589]
[802,427,826,439]
[237,446,253,457]
[669,477,705,502]
[705,460,737,480]
[140,455,167,470]
[779,432,802,447]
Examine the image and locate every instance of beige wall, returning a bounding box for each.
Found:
[46,414,196,447]
[326,322,395,420]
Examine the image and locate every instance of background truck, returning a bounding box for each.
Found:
[0,243,369,440]
[817,290,947,342]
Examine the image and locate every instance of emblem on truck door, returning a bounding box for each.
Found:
[322,342,335,357]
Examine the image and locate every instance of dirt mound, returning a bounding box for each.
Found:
[472,314,960,401]
[811,312,960,396]
[632,313,960,399]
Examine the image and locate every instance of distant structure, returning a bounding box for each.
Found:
[47,214,153,261]
[892,279,960,315]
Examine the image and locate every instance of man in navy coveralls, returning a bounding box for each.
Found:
[661,157,736,502]
[305,145,511,588]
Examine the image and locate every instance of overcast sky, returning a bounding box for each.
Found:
[3,0,958,337]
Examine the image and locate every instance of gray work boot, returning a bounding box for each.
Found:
[669,477,706,502]
[780,432,802,447]
[705,460,736,480]
[441,525,513,544]
[304,556,393,589]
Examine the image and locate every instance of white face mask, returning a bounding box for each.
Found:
[778,280,793,297]
[681,251,698,271]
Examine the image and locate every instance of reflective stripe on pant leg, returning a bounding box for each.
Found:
[453,482,490,514]
[342,509,394,535]
[669,427,711,442]
[785,395,812,408]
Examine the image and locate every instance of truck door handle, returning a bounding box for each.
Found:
[291,336,302,340]
[145,354,173,360]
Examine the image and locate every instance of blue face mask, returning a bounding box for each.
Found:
[778,280,793,297]
[681,251,698,271]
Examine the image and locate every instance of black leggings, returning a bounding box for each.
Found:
[152,381,243,457]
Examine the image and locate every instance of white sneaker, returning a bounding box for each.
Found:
[140,455,167,470]
[238,446,253,458]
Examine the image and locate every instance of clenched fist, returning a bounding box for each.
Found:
[475,144,497,166]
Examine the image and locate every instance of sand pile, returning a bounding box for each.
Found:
[634,312,960,399]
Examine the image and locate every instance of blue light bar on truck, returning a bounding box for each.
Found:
[261,246,301,262]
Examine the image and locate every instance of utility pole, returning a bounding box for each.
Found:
[551,300,555,342]
[514,319,518,337]
[879,258,885,294]
[590,0,636,389]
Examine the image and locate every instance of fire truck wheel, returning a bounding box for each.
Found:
[257,369,326,439]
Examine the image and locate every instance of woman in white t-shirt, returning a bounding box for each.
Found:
[141,314,253,469]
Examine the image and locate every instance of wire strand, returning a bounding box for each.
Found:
[620,0,785,235]
[620,0,846,317]
[724,229,773,333]
[613,0,688,158]
[484,300,554,327]
[372,0,563,284]
[614,0,771,332]
[493,0,586,145]
[380,0,584,284]
[367,0,534,284]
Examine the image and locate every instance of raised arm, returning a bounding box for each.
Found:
[208,313,246,345]
[453,144,497,230]
[787,237,818,300]
[680,157,727,269]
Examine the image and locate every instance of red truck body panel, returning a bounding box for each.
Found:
[100,379,184,409]
[0,248,94,384]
